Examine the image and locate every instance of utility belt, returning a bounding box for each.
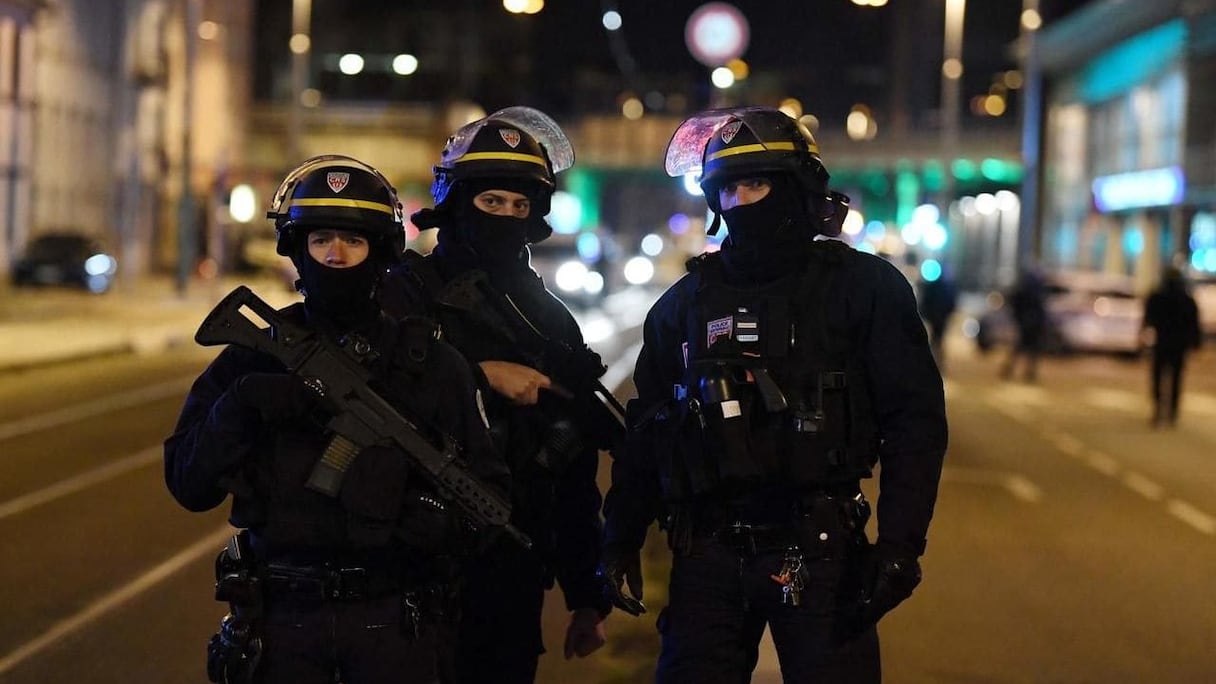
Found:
[263,562,405,603]
[206,532,453,682]
[672,488,872,559]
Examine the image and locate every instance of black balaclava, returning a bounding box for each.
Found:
[293,231,383,330]
[718,173,815,282]
[435,178,547,275]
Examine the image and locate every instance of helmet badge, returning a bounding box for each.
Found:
[499,128,522,148]
[719,121,743,145]
[326,172,350,193]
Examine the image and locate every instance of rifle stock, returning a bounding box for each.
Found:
[196,285,531,550]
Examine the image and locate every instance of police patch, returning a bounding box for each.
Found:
[326,172,350,193]
[720,121,743,145]
[707,315,733,348]
[499,128,522,148]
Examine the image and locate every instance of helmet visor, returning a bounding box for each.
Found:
[441,106,574,174]
[663,106,814,178]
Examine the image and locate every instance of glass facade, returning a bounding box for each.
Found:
[1041,22,1193,290]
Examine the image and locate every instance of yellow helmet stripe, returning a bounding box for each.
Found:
[456,151,548,167]
[285,198,396,215]
[707,141,797,163]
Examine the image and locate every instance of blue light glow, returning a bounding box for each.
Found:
[1122,227,1144,256]
[576,232,602,262]
[1091,166,1184,212]
[920,259,942,282]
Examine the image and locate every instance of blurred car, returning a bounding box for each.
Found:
[1189,272,1216,338]
[239,234,299,291]
[12,232,117,293]
[526,233,610,309]
[965,270,1143,356]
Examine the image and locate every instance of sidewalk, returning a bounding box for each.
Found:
[0,275,299,372]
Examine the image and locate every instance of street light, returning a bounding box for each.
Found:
[1018,0,1042,269]
[940,0,965,209]
[176,0,201,296]
[288,0,312,164]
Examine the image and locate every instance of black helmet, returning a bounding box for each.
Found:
[430,106,574,242]
[664,106,847,236]
[267,155,405,262]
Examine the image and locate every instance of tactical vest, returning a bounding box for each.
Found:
[649,241,879,502]
[229,306,445,552]
[393,251,589,562]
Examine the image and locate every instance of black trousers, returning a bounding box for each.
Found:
[443,545,547,684]
[254,592,439,684]
[1150,349,1188,424]
[656,534,881,684]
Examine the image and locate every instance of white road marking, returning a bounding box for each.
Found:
[1050,433,1085,457]
[1121,472,1165,501]
[987,399,1032,424]
[1184,392,1216,416]
[990,384,1049,406]
[1004,475,1043,503]
[940,468,1042,502]
[1084,450,1121,477]
[0,446,162,521]
[1165,500,1216,535]
[1081,387,1143,413]
[0,526,234,676]
[0,377,194,443]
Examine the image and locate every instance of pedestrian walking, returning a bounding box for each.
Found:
[165,155,511,684]
[918,266,959,369]
[599,106,948,683]
[380,107,614,683]
[1000,267,1048,382]
[1142,265,1202,427]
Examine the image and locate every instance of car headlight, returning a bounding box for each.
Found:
[623,256,654,285]
[555,260,589,292]
[84,254,117,276]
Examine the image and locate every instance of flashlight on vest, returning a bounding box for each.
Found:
[699,364,743,420]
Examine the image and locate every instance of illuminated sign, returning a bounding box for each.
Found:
[1091,166,1185,212]
[685,3,749,67]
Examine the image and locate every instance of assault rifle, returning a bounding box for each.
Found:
[440,271,627,453]
[195,285,530,550]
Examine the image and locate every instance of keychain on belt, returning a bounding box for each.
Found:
[770,547,806,606]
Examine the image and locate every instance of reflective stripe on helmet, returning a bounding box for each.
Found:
[455,151,549,167]
[706,141,797,163]
[282,198,397,215]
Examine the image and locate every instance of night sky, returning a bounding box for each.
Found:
[254,0,1097,123]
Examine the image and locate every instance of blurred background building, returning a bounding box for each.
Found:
[8,0,1214,302]
[1034,0,1216,293]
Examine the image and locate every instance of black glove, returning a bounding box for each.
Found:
[597,546,646,616]
[843,542,921,635]
[206,613,262,684]
[231,373,319,423]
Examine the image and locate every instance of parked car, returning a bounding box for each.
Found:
[1190,272,1216,338]
[12,232,117,293]
[966,270,1144,356]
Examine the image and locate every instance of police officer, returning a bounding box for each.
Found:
[599,107,948,683]
[380,107,612,683]
[164,155,510,684]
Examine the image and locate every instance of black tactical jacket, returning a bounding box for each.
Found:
[603,239,948,559]
[381,246,610,615]
[164,302,509,563]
